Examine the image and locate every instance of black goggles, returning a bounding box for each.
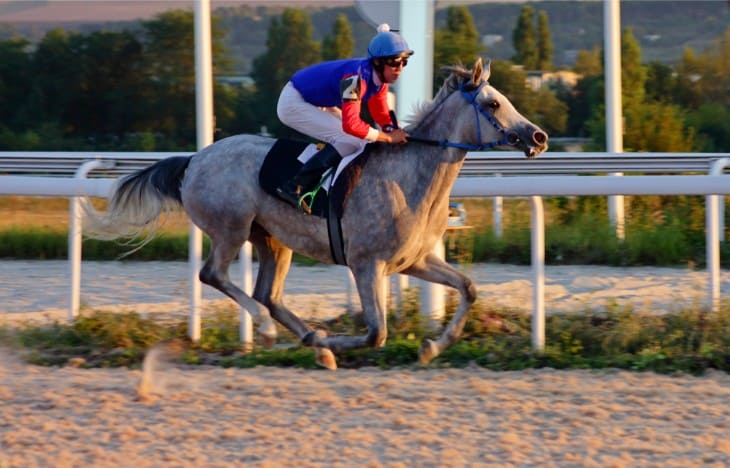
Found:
[384,57,408,68]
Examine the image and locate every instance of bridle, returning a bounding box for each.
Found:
[407,80,519,151]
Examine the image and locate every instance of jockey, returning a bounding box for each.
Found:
[276,23,413,214]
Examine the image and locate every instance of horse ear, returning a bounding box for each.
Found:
[482,59,491,82]
[471,57,483,85]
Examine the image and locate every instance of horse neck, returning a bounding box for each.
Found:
[375,137,467,214]
[407,101,470,172]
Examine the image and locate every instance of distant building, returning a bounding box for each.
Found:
[526,70,582,91]
[481,34,503,47]
[216,75,254,88]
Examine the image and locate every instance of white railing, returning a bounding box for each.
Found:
[463,151,728,239]
[1,151,729,351]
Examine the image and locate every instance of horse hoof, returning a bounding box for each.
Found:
[258,318,278,349]
[418,339,439,365]
[315,348,337,371]
[260,333,276,349]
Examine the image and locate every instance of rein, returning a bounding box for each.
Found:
[407,81,517,151]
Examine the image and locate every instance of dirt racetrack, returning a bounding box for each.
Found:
[1,349,728,467]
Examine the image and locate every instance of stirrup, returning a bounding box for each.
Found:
[298,190,316,215]
[297,167,335,215]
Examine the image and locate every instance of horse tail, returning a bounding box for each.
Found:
[83,156,191,247]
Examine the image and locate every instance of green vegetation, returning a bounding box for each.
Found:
[1,297,727,374]
[1,4,729,151]
[2,196,728,268]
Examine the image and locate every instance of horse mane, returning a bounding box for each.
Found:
[405,61,482,130]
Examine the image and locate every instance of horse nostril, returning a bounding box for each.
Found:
[507,132,520,145]
[533,131,547,145]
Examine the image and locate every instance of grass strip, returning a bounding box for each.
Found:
[2,301,727,374]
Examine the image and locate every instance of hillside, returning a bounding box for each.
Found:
[0,1,727,74]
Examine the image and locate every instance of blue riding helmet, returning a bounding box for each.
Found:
[367,24,414,59]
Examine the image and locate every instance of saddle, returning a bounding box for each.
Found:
[259,138,371,265]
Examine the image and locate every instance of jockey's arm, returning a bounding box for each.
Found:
[340,75,408,144]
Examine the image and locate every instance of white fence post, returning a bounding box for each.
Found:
[707,158,729,312]
[604,0,625,239]
[420,239,446,327]
[493,174,503,238]
[190,0,214,342]
[530,196,545,351]
[239,241,254,349]
[69,159,115,321]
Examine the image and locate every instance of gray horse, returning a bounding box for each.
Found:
[85,58,548,369]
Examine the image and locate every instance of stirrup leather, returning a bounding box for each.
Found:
[297,167,334,214]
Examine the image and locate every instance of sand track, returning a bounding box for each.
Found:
[1,352,728,466]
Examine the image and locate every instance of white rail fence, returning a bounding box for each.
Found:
[1,151,729,351]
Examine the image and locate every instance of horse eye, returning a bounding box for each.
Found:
[487,100,500,111]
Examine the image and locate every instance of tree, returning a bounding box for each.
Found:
[573,46,602,76]
[512,5,538,69]
[322,13,354,61]
[487,60,567,136]
[0,38,32,131]
[141,9,231,148]
[644,62,676,104]
[674,27,730,151]
[251,8,321,136]
[677,27,730,108]
[433,5,483,92]
[628,103,694,152]
[565,74,603,137]
[621,28,646,105]
[23,29,80,129]
[583,29,693,152]
[686,103,730,152]
[68,31,145,140]
[536,11,553,70]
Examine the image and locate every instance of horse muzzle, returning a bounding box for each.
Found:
[510,127,548,159]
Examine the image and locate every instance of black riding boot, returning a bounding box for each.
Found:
[276,144,342,214]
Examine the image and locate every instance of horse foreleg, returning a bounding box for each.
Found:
[402,252,477,364]
[317,262,388,353]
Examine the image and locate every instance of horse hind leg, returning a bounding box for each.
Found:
[199,234,277,345]
[402,252,477,364]
[248,230,308,335]
[248,226,336,369]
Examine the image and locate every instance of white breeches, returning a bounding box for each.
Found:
[277,81,366,156]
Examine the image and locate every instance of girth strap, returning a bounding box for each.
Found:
[326,177,347,265]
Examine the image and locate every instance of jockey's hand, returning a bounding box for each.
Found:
[387,128,409,144]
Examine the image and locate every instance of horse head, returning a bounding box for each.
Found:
[433,58,549,158]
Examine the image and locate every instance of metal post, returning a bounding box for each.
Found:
[420,239,446,327]
[392,274,409,312]
[707,158,728,312]
[238,241,253,348]
[397,0,442,323]
[493,174,503,238]
[604,0,625,239]
[396,0,433,124]
[190,0,214,342]
[69,159,115,321]
[530,196,545,351]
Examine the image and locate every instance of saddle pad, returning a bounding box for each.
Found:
[259,139,329,217]
[259,138,371,220]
